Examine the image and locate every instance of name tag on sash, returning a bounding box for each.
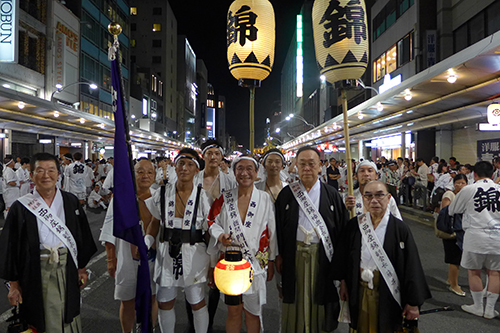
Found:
[290,181,334,262]
[358,213,401,307]
[223,190,257,266]
[18,195,79,268]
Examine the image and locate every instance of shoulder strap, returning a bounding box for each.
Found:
[159,185,166,242]
[190,183,203,245]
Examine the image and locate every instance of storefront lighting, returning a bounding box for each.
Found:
[275,128,281,133]
[54,111,60,118]
[55,83,63,89]
[39,139,52,144]
[105,146,114,150]
[358,112,364,120]
[3,84,10,89]
[131,114,136,119]
[71,143,82,147]
[407,110,413,114]
[376,102,384,112]
[407,122,414,127]
[80,118,85,124]
[97,123,105,129]
[447,74,457,83]
[18,101,25,109]
[487,103,500,125]
[404,89,412,101]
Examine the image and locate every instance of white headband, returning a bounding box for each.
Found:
[5,159,13,166]
[202,144,224,156]
[262,151,285,166]
[231,156,259,170]
[174,154,200,169]
[356,160,378,173]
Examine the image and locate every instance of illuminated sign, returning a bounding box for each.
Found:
[56,22,78,52]
[55,32,65,87]
[487,103,500,125]
[478,123,500,131]
[0,0,19,63]
[296,15,303,97]
[379,74,402,94]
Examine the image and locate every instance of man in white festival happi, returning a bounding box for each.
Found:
[146,148,211,333]
[207,155,276,333]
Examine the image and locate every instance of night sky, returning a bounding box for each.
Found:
[170,0,306,148]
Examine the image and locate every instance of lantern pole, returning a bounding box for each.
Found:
[341,89,354,217]
[249,86,255,153]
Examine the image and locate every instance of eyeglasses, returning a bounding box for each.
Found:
[34,168,58,175]
[297,162,318,169]
[362,193,389,201]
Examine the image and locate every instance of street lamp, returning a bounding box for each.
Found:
[51,81,98,112]
[286,113,314,128]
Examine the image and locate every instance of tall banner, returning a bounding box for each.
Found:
[110,39,152,332]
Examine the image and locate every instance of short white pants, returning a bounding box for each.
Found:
[157,283,205,305]
[115,259,156,301]
[461,251,500,271]
[241,291,261,316]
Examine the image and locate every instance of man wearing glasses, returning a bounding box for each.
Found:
[345,160,402,219]
[275,146,349,333]
[335,181,431,332]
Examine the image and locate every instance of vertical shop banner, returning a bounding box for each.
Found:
[0,0,19,63]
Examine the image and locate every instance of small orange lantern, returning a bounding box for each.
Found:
[214,247,253,305]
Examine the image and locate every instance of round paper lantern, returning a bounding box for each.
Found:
[312,0,369,83]
[227,0,275,82]
[214,249,253,305]
[487,103,500,125]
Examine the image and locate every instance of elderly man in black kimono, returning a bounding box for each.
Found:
[335,181,431,333]
[0,152,97,333]
[275,146,349,333]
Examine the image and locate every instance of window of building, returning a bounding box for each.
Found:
[387,44,397,73]
[130,7,137,15]
[131,39,136,47]
[152,40,162,47]
[469,12,485,45]
[158,81,163,97]
[81,54,99,83]
[454,23,468,53]
[101,28,112,50]
[386,0,397,29]
[131,23,137,31]
[372,32,413,83]
[152,56,161,64]
[153,7,162,15]
[101,66,111,91]
[82,11,99,46]
[131,55,136,63]
[398,0,410,15]
[153,24,161,32]
[488,1,500,35]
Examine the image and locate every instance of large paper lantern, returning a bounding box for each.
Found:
[214,248,253,305]
[488,103,500,125]
[227,0,275,82]
[312,0,369,83]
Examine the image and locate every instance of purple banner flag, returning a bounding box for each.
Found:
[111,54,152,332]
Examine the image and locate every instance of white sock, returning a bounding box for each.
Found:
[100,201,107,209]
[192,305,209,333]
[471,290,484,308]
[485,292,499,316]
[158,308,175,333]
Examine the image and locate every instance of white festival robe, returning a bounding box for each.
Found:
[146,184,211,287]
[63,161,88,196]
[207,186,277,303]
[193,169,237,205]
[3,167,19,208]
[16,167,31,196]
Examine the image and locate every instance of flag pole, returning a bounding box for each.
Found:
[108,22,152,333]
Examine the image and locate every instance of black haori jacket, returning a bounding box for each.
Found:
[0,191,97,331]
[275,181,349,332]
[333,214,432,332]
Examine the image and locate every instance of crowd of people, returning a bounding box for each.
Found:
[0,143,498,333]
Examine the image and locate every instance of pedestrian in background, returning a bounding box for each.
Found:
[439,174,468,297]
[449,161,500,319]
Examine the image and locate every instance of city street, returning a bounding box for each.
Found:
[0,206,499,332]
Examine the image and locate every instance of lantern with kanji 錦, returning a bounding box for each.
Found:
[214,248,253,305]
[227,0,275,83]
[312,0,369,83]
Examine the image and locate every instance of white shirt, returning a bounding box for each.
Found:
[449,178,500,254]
[63,161,87,194]
[361,208,390,271]
[87,190,103,208]
[34,188,67,249]
[296,179,321,244]
[348,188,402,220]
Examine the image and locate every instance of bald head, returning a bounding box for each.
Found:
[134,158,155,190]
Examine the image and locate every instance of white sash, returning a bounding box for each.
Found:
[223,188,259,267]
[166,183,198,230]
[18,194,79,268]
[290,181,334,262]
[358,213,401,307]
